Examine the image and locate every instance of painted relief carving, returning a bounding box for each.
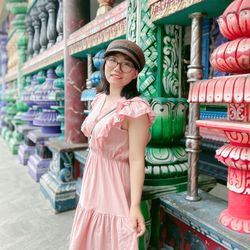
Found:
[69,20,126,55]
[224,131,250,145]
[229,103,247,121]
[145,98,188,180]
[126,0,137,42]
[138,0,157,97]
[217,0,250,40]
[149,0,202,22]
[68,2,126,55]
[162,25,181,97]
[227,167,250,194]
[220,210,250,234]
[150,100,187,144]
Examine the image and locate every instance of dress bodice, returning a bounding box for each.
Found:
[81,93,155,161]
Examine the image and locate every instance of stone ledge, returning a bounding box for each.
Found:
[160,190,250,250]
[45,139,88,152]
[22,41,64,75]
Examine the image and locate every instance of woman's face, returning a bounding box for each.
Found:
[104,53,138,89]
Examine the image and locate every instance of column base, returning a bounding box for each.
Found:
[40,172,77,213]
[27,154,51,182]
[9,141,20,155]
[18,144,36,165]
[220,209,250,234]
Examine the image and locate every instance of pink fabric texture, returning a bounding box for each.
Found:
[69,93,155,250]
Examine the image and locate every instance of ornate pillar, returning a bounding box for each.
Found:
[194,0,250,234]
[185,13,203,201]
[127,1,188,249]
[46,0,58,47]
[56,0,63,42]
[26,14,34,58]
[63,0,89,143]
[0,22,8,77]
[0,22,8,133]
[6,0,28,94]
[31,7,41,56]
[37,0,48,52]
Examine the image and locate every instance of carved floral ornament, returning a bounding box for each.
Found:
[218,0,250,40]
[210,38,250,74]
[228,103,247,121]
[69,20,126,56]
[216,138,250,170]
[149,0,202,22]
[188,76,250,104]
[211,0,250,74]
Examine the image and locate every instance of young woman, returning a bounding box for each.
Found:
[69,40,155,250]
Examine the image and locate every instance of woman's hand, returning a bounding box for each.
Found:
[129,205,146,237]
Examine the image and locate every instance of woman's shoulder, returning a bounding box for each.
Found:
[116,96,155,124]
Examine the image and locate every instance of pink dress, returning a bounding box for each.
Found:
[69,93,155,250]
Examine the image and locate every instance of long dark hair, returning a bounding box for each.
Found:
[97,54,140,99]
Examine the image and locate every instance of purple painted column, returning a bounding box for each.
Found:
[0,21,8,77]
[0,21,8,98]
[63,0,90,143]
[0,21,8,132]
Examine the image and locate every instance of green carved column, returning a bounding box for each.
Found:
[145,24,188,190]
[6,0,28,91]
[126,1,188,249]
[146,25,188,193]
[5,0,28,153]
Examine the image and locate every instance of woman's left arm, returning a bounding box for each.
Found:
[128,114,150,237]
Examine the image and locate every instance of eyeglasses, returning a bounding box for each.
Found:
[105,56,135,73]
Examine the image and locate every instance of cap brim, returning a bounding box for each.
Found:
[104,49,141,70]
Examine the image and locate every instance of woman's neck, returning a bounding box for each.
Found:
[108,86,122,100]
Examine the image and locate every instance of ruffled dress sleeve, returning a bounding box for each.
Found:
[115,97,155,126]
[96,96,155,141]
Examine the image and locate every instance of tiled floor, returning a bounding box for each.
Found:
[0,137,75,250]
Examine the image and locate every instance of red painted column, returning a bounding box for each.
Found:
[63,0,90,143]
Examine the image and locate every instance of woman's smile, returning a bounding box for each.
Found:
[110,73,122,79]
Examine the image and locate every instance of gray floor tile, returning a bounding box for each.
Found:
[0,138,75,250]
